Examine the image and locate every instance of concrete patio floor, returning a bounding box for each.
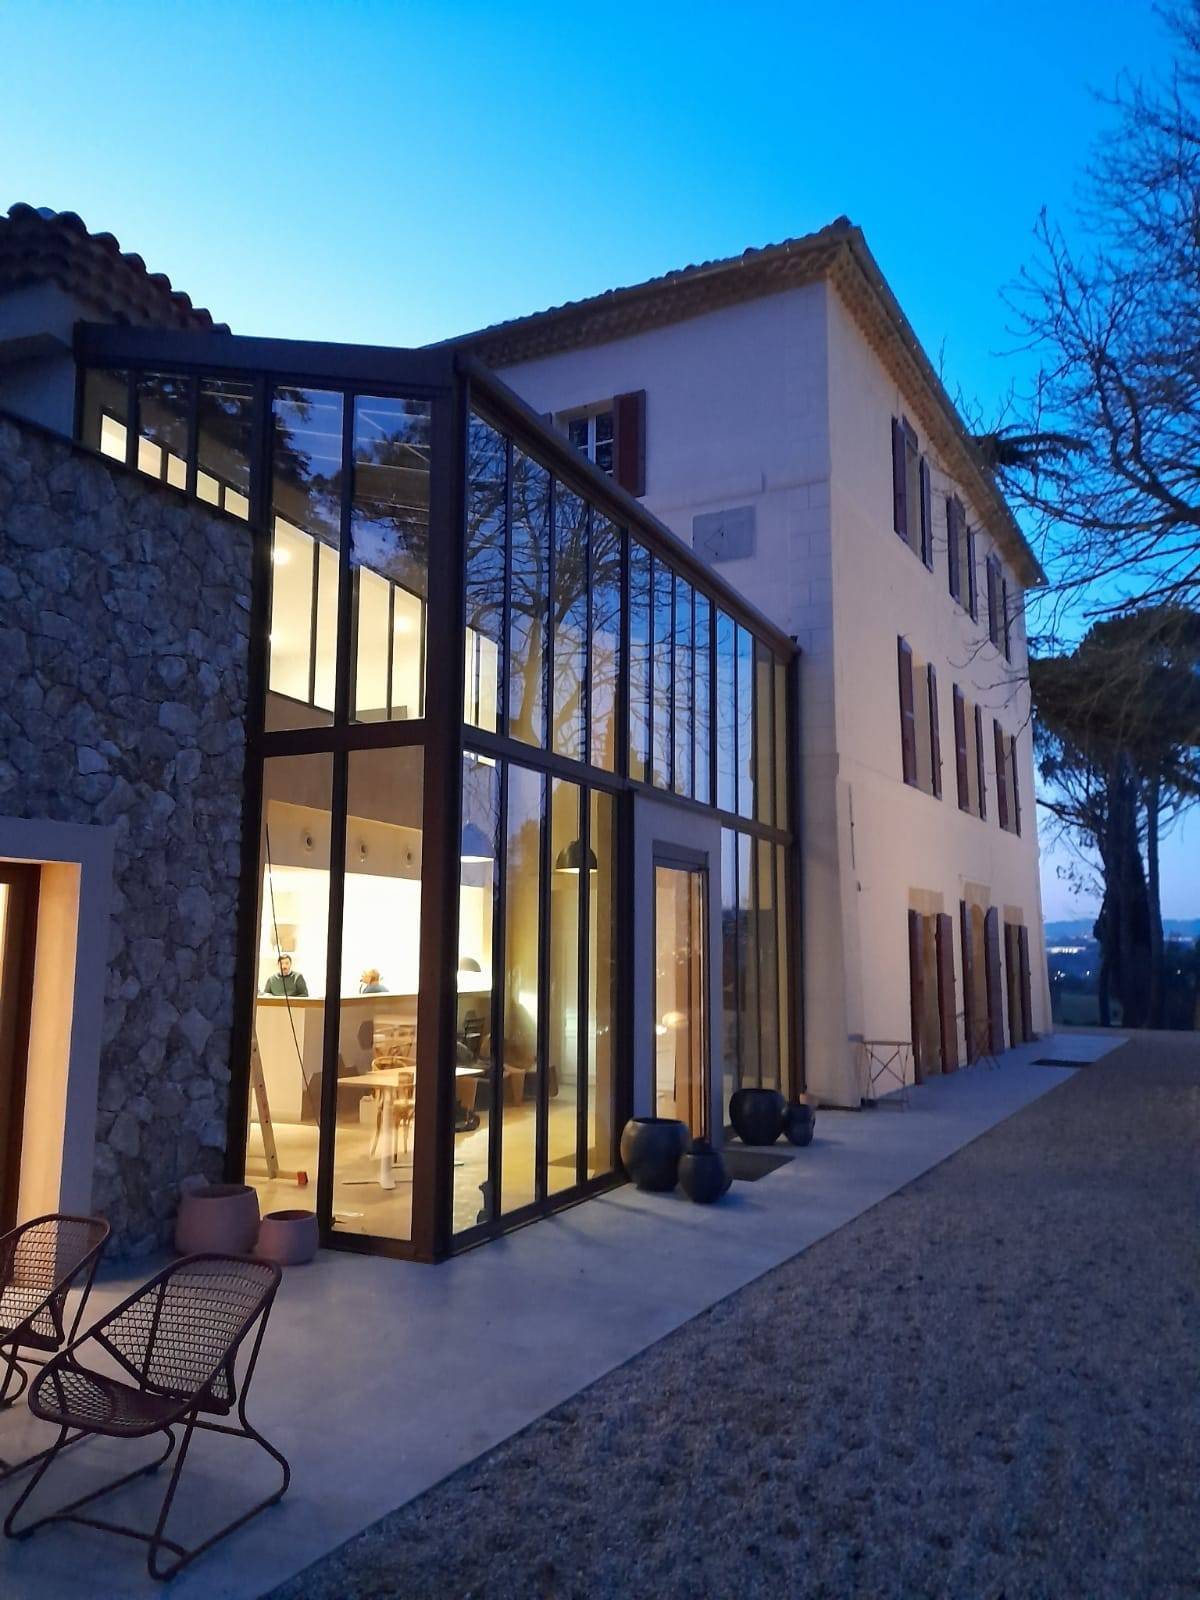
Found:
[0,1032,1120,1600]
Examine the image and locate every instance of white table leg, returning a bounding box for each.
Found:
[379,1088,396,1190]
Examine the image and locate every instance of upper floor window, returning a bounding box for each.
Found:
[891,417,932,567]
[994,722,1022,835]
[566,409,614,475]
[897,637,941,798]
[560,391,646,498]
[986,555,1015,661]
[946,496,977,619]
[952,686,987,819]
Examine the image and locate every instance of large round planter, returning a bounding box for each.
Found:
[256,1209,319,1266]
[729,1087,786,1146]
[678,1139,728,1205]
[782,1102,817,1147]
[620,1117,688,1191]
[175,1182,260,1256]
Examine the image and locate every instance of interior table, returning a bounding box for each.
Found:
[340,1067,483,1189]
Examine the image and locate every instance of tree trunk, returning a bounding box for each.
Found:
[1146,771,1165,1029]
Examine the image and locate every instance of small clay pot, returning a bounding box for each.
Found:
[256,1209,319,1266]
[678,1139,728,1205]
[174,1182,260,1256]
[782,1102,817,1147]
[620,1117,688,1191]
[729,1087,786,1146]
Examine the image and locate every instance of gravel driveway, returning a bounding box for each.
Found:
[269,1034,1199,1600]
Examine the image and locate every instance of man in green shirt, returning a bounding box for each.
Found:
[263,954,309,997]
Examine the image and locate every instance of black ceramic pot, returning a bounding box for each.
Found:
[620,1117,688,1191]
[729,1087,785,1146]
[678,1138,728,1205]
[782,1101,816,1147]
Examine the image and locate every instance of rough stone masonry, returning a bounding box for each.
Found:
[0,410,252,1254]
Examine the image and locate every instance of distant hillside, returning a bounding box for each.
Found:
[1045,917,1200,943]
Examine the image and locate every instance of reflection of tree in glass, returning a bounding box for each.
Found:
[466,417,507,681]
[270,387,343,546]
[352,401,431,598]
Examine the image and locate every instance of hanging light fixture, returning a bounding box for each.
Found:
[554,837,598,874]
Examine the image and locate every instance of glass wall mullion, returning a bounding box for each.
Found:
[535,770,551,1203]
[500,437,514,739]
[314,748,349,1238]
[487,761,510,1224]
[583,504,594,770]
[184,373,199,498]
[333,390,356,726]
[617,528,630,780]
[575,781,591,1188]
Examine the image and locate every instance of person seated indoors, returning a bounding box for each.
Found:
[263,953,309,997]
[358,968,387,994]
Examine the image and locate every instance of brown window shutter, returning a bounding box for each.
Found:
[1017,925,1034,1041]
[613,391,646,496]
[966,527,978,619]
[928,664,942,799]
[1005,925,1021,1048]
[936,912,959,1071]
[946,497,960,600]
[994,721,1009,829]
[1001,575,1012,661]
[891,417,908,543]
[953,687,969,809]
[984,906,1004,1053]
[908,909,925,1080]
[960,901,977,1061]
[1009,730,1021,835]
[986,557,1001,646]
[897,637,917,785]
[920,458,934,568]
[974,704,987,818]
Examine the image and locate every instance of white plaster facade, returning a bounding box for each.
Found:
[491,263,1051,1106]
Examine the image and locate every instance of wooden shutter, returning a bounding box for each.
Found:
[986,557,1000,646]
[908,909,925,1081]
[966,527,978,619]
[920,459,934,568]
[613,391,646,496]
[953,687,969,810]
[897,638,917,785]
[936,912,959,1071]
[994,721,1009,829]
[891,417,908,543]
[928,664,942,799]
[960,901,977,1061]
[984,906,1004,1053]
[1009,732,1021,836]
[946,497,960,600]
[1001,575,1012,661]
[1005,925,1021,1048]
[1017,925,1034,1042]
[974,704,987,819]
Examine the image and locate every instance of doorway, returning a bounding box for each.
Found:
[0,864,39,1230]
[653,860,709,1137]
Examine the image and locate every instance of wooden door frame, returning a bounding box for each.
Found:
[0,863,40,1231]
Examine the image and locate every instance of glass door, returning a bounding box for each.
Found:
[0,864,39,1231]
[653,861,709,1138]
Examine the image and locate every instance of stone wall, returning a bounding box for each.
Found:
[0,411,252,1254]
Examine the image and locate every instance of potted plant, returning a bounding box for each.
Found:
[620,1116,688,1191]
[678,1138,728,1204]
[728,1087,786,1146]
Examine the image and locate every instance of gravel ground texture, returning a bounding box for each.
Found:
[269,1035,1200,1600]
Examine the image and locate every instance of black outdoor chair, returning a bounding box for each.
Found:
[0,1213,110,1475]
[3,1252,288,1581]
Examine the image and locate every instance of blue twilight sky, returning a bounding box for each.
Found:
[1,0,1193,921]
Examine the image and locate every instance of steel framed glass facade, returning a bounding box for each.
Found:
[74,324,800,1262]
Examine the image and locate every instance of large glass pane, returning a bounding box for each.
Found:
[268,386,343,730]
[244,753,333,1228]
[736,626,755,820]
[456,752,499,1233]
[716,611,737,812]
[197,377,252,520]
[757,838,779,1089]
[589,516,621,772]
[81,367,129,463]
[548,779,582,1193]
[551,485,588,761]
[651,559,673,789]
[509,452,550,746]
[720,829,738,1123]
[755,640,775,826]
[654,864,708,1136]
[673,577,693,798]
[628,541,651,781]
[694,594,712,807]
[350,395,431,723]
[737,830,760,1086]
[331,745,425,1243]
[465,416,507,735]
[501,763,542,1212]
[136,372,189,489]
[587,788,617,1178]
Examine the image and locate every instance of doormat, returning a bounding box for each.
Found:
[1032,1057,1089,1068]
[723,1150,792,1182]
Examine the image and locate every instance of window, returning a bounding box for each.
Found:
[566,409,614,476]
[952,686,987,818]
[891,416,931,565]
[947,496,973,611]
[897,637,941,798]
[986,555,1003,649]
[994,722,1021,835]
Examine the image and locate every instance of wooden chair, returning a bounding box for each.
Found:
[368,1030,417,1162]
[3,1253,288,1581]
[0,1214,110,1478]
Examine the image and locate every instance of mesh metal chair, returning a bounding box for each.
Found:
[3,1253,288,1581]
[0,1213,110,1472]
